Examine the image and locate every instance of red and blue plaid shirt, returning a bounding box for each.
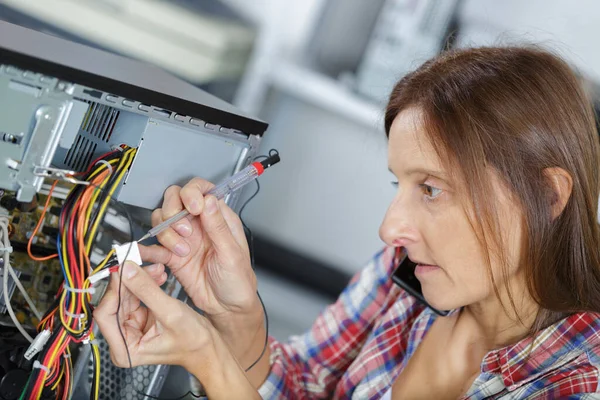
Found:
[258,247,600,399]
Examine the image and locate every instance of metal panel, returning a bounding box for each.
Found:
[117,118,251,210]
[52,109,147,171]
[0,19,268,136]
[0,65,83,201]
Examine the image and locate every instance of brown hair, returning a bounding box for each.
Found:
[385,46,600,332]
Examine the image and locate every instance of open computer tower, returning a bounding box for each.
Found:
[0,20,267,399]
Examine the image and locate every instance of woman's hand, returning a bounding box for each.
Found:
[139,179,269,382]
[140,178,258,319]
[93,261,259,399]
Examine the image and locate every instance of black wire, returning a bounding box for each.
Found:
[108,187,203,400]
[113,150,275,398]
[239,167,270,373]
[110,202,203,400]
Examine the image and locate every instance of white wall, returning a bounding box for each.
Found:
[220,0,323,57]
[241,92,393,273]
[232,0,600,275]
[457,0,600,83]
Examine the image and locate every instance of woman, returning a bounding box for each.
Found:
[95,46,600,399]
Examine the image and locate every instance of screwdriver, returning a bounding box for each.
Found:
[137,152,280,242]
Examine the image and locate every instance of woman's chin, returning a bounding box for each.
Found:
[422,290,456,312]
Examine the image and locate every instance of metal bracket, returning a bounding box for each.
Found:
[32,165,89,186]
[15,104,68,201]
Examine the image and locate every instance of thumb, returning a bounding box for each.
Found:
[200,195,239,256]
[120,261,174,321]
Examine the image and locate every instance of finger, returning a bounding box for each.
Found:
[151,209,190,258]
[96,310,132,366]
[162,185,183,218]
[180,177,215,216]
[139,244,172,266]
[200,196,240,256]
[94,267,134,319]
[161,186,193,238]
[144,263,167,285]
[120,261,175,321]
[220,202,250,253]
[94,276,140,366]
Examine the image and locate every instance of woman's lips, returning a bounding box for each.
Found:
[414,264,440,275]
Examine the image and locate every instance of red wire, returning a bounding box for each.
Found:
[66,201,80,285]
[62,358,70,400]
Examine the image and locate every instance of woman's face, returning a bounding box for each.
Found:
[380,108,524,311]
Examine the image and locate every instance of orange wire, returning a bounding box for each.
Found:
[28,180,59,261]
[62,356,70,400]
[76,171,106,280]
[37,308,57,331]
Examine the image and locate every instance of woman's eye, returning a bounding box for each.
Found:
[421,184,442,199]
[390,181,399,188]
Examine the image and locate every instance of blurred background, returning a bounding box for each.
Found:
[2,0,600,343]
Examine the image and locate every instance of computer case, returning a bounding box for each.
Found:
[0,20,267,399]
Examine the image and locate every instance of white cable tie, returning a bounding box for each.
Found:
[0,246,13,253]
[64,310,86,319]
[95,159,113,175]
[33,360,49,373]
[63,284,96,295]
[63,353,71,359]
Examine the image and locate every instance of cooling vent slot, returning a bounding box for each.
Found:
[64,101,120,171]
[64,136,97,172]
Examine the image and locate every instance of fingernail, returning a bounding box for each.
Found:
[124,262,138,279]
[174,242,190,257]
[189,199,201,214]
[174,222,192,236]
[205,196,217,215]
[146,263,160,273]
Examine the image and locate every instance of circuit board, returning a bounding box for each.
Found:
[0,191,63,329]
[6,192,62,250]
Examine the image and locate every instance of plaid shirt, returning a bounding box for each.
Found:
[258,247,600,399]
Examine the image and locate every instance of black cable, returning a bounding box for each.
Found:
[110,191,203,400]
[239,160,271,373]
[112,150,276,398]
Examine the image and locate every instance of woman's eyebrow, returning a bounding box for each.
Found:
[388,167,448,181]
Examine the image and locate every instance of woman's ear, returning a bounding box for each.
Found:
[544,167,573,219]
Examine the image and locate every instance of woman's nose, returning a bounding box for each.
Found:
[379,198,418,247]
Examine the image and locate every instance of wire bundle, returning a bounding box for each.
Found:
[19,145,136,400]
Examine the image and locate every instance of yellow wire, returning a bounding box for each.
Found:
[84,151,131,248]
[59,225,82,334]
[67,347,74,399]
[60,225,73,288]
[47,148,136,399]
[50,361,65,391]
[34,329,68,399]
[91,249,116,275]
[90,332,101,400]
[85,149,136,252]
[86,158,119,181]
[59,291,86,335]
[60,157,120,333]
[84,166,113,233]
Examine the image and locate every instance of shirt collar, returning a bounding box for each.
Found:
[480,312,600,389]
